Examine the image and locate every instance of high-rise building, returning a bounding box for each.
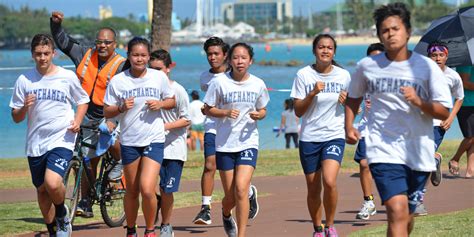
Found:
[221,0,292,24]
[99,5,113,20]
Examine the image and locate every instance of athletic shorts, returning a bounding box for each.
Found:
[299,139,345,174]
[216,148,258,171]
[159,159,184,193]
[190,130,204,142]
[354,137,367,163]
[433,126,446,151]
[457,106,474,138]
[121,143,164,165]
[27,147,73,188]
[204,133,216,158]
[369,163,429,214]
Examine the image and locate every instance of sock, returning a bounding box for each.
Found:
[248,187,254,199]
[364,195,374,201]
[202,196,212,206]
[54,203,66,218]
[126,226,136,235]
[46,221,56,235]
[314,224,324,232]
[144,228,155,234]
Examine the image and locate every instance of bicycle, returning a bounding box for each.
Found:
[63,124,126,227]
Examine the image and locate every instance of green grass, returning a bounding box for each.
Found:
[349,208,474,237]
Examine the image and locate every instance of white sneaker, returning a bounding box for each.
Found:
[356,200,377,220]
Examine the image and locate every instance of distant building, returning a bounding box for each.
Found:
[172,12,182,31]
[221,0,292,25]
[99,5,113,20]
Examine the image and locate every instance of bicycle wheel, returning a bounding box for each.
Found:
[63,158,81,224]
[99,169,126,227]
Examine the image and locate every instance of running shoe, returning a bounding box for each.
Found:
[193,205,212,225]
[108,161,123,181]
[160,224,174,237]
[248,184,259,219]
[431,152,442,186]
[313,231,326,237]
[414,202,428,216]
[222,212,237,237]
[55,205,72,237]
[76,198,93,218]
[355,200,377,220]
[324,226,339,237]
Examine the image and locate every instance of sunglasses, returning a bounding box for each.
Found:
[95,39,114,45]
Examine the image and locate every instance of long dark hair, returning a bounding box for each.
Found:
[284,98,294,111]
[312,34,341,67]
[127,37,150,56]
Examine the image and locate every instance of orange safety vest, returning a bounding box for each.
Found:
[76,49,126,106]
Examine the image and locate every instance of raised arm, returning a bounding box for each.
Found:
[50,11,90,67]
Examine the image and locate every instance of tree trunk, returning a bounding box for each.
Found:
[151,0,172,52]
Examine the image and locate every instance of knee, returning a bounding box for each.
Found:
[126,186,140,199]
[234,184,248,200]
[322,178,337,191]
[204,160,216,173]
[140,187,156,201]
[44,178,63,193]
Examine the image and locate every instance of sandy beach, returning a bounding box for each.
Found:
[270,35,422,46]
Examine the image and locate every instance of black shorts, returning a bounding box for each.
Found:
[457,106,474,138]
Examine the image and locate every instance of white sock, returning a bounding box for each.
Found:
[202,196,212,206]
[248,185,254,198]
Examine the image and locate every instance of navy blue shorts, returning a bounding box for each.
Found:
[433,126,446,151]
[204,133,216,158]
[121,143,164,166]
[216,148,258,171]
[354,137,367,163]
[299,139,345,174]
[159,159,184,193]
[369,163,430,214]
[27,147,73,188]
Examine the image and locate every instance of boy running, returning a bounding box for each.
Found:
[10,34,89,237]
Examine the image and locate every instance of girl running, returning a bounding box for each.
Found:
[104,37,175,237]
[203,42,270,237]
[290,34,351,237]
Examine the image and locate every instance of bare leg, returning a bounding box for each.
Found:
[220,170,236,216]
[201,155,216,198]
[304,171,323,228]
[466,144,474,178]
[36,185,56,224]
[123,157,141,228]
[160,189,174,225]
[321,159,340,226]
[139,157,161,230]
[385,194,410,237]
[359,159,373,197]
[234,165,254,237]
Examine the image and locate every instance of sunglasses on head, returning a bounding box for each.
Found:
[95,39,114,45]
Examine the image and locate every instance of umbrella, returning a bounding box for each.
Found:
[414,6,474,67]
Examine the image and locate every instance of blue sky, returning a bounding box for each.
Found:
[0,0,459,19]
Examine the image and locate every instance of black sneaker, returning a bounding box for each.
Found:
[193,205,212,225]
[431,152,442,186]
[248,185,259,219]
[222,212,237,237]
[76,198,93,218]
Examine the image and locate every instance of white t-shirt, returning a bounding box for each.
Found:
[161,81,190,161]
[204,73,270,152]
[200,70,227,134]
[9,67,90,157]
[104,69,174,146]
[290,65,351,142]
[358,96,370,137]
[348,52,453,172]
[189,100,206,125]
[281,109,298,133]
[433,66,464,126]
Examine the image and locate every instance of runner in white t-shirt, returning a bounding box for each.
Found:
[149,49,191,236]
[10,34,89,237]
[204,43,270,237]
[277,98,299,149]
[414,41,466,216]
[188,90,206,151]
[290,34,350,237]
[345,3,452,236]
[103,38,175,237]
[193,37,260,226]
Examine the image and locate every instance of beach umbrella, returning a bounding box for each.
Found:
[414,6,474,67]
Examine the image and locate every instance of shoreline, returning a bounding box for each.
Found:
[268,35,422,46]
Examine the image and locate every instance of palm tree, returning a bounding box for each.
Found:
[151,0,172,51]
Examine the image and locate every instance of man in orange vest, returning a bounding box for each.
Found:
[50,11,128,218]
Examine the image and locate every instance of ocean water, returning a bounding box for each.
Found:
[0,43,463,158]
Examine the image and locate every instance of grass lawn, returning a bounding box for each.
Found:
[0,140,469,236]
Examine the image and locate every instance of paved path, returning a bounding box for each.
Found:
[12,172,474,237]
